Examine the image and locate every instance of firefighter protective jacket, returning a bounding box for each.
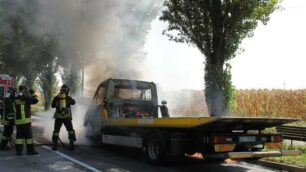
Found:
[0,97,15,125]
[51,94,75,119]
[13,95,39,125]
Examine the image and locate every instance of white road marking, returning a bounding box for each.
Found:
[42,145,102,172]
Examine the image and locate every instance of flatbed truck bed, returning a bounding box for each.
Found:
[102,116,297,129]
[84,78,301,164]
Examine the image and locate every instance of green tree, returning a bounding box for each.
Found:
[39,60,58,110]
[160,0,278,116]
[61,63,81,95]
[0,0,45,88]
[223,63,235,112]
[0,0,60,110]
[38,36,58,110]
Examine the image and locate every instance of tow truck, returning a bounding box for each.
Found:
[84,78,300,164]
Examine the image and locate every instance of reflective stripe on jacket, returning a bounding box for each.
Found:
[13,95,38,125]
[0,97,15,125]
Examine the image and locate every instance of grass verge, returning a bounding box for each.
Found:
[263,121,306,168]
[264,144,306,168]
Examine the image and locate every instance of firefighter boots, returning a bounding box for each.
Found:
[26,144,38,155]
[70,140,74,151]
[0,140,11,150]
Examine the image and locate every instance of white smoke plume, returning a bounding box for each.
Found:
[31,0,164,143]
[34,0,164,90]
[34,96,91,145]
[157,87,209,117]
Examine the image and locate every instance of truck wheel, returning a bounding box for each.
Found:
[100,131,107,147]
[100,132,104,145]
[144,134,166,165]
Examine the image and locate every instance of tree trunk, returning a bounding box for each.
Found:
[43,87,52,110]
[69,68,79,95]
[204,62,226,116]
[40,64,55,111]
[24,73,36,88]
[13,75,21,88]
[61,61,81,95]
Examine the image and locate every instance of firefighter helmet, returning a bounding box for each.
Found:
[18,85,25,92]
[17,85,27,96]
[60,84,70,94]
[161,100,167,105]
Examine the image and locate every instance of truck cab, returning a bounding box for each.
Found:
[95,78,158,118]
[84,78,160,137]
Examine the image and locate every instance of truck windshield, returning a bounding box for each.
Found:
[114,88,152,101]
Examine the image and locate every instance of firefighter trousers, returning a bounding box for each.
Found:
[0,124,14,149]
[52,118,76,147]
[15,123,36,153]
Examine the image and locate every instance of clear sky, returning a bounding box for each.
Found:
[144,0,306,91]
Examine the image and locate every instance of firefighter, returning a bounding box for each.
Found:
[0,87,16,150]
[159,100,169,118]
[51,84,76,151]
[14,85,39,155]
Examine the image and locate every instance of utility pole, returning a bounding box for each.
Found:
[81,58,84,97]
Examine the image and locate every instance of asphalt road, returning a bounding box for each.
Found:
[1,132,284,172]
[0,142,283,172]
[0,114,286,172]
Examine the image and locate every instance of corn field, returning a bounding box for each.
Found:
[170,89,306,121]
[232,89,306,120]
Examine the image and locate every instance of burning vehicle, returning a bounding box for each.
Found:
[84,78,300,164]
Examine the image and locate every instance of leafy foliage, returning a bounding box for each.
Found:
[0,0,51,87]
[223,63,236,112]
[38,56,59,110]
[160,0,278,115]
[160,0,278,60]
[0,0,58,109]
[61,65,81,95]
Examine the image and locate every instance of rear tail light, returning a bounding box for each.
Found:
[213,136,232,144]
[271,135,282,142]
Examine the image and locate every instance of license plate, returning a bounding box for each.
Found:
[239,136,256,142]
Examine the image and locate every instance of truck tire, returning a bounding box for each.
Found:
[100,131,104,145]
[144,133,166,165]
[100,130,109,147]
